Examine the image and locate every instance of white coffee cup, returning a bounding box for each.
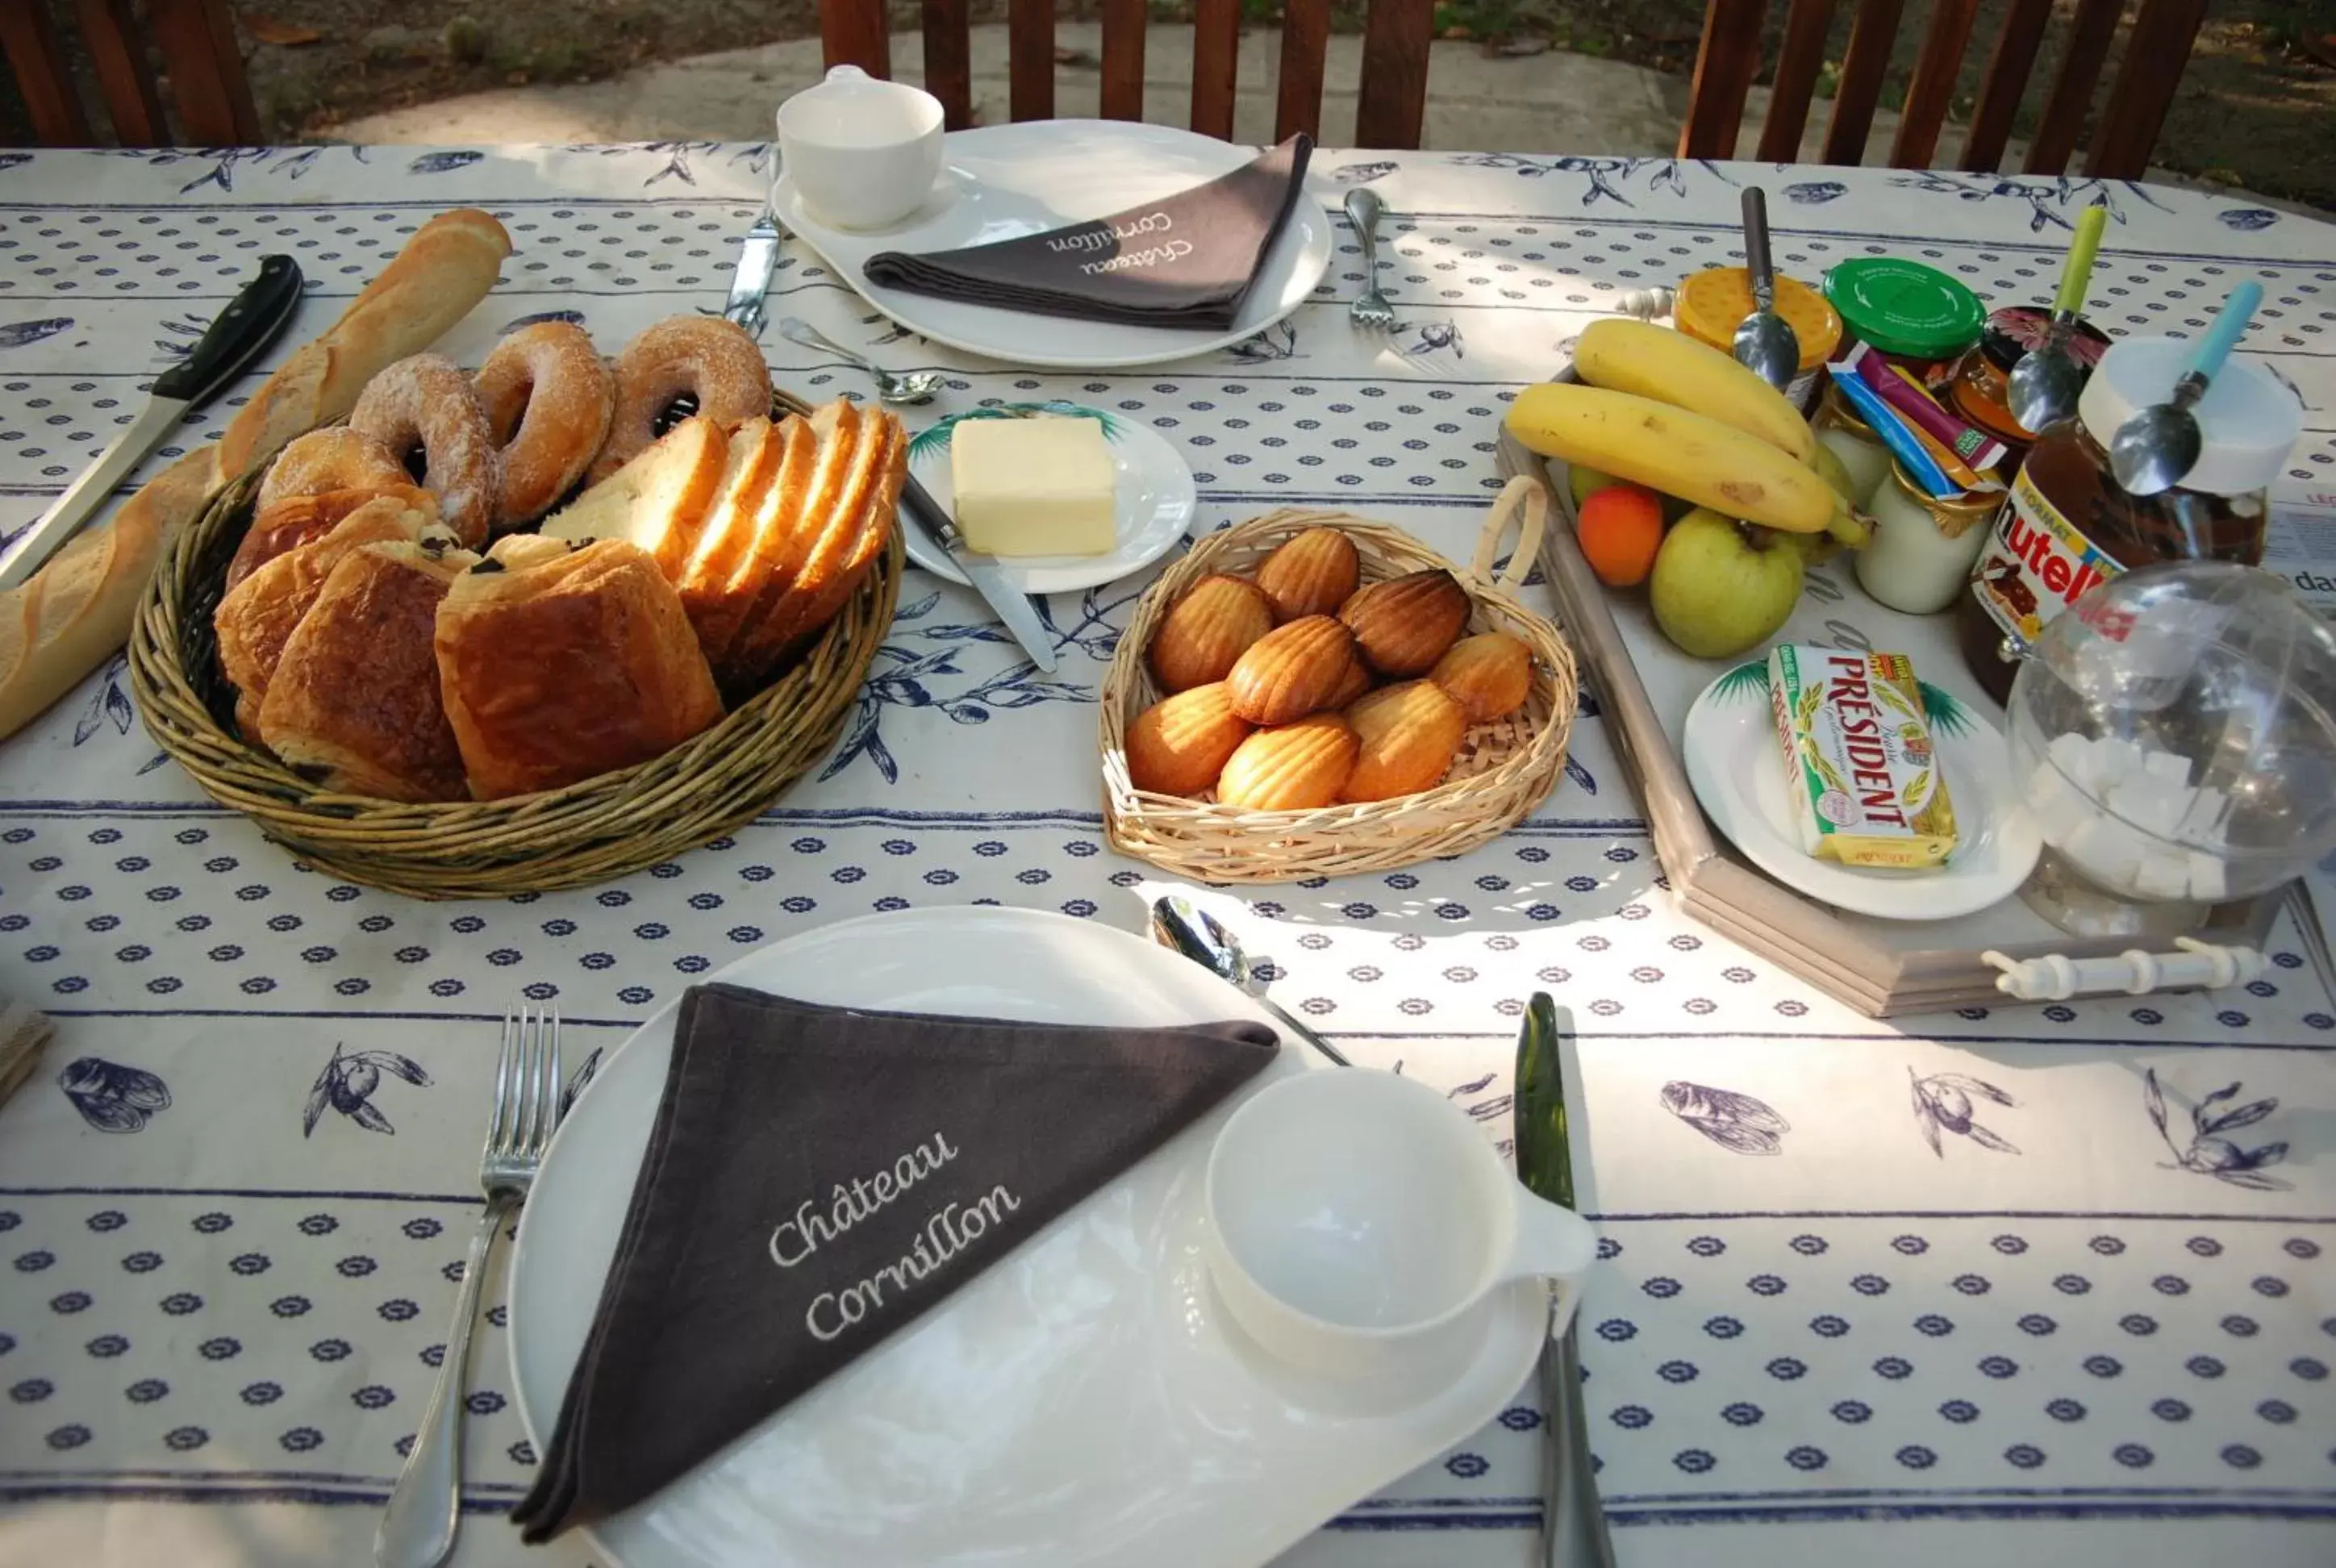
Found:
[775,65,945,232]
[1203,1069,1596,1379]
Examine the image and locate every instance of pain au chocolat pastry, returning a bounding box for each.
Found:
[213,495,443,739]
[256,536,479,801]
[434,536,723,801]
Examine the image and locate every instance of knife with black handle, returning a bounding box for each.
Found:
[0,253,305,591]
[1514,991,1616,1568]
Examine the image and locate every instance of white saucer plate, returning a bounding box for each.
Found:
[771,120,1336,370]
[509,907,1545,1568]
[1682,660,2043,922]
[901,402,1196,594]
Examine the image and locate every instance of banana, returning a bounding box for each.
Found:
[1506,382,1840,535]
[1572,318,1815,461]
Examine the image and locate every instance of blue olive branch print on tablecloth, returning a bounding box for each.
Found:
[1403,322,1465,361]
[559,1048,604,1119]
[818,590,1096,785]
[72,654,134,747]
[1910,1067,2020,1157]
[1883,173,2168,232]
[0,317,74,351]
[1227,321,1303,365]
[302,1044,431,1138]
[2146,1068,2291,1191]
[1448,155,1731,207]
[1331,161,1399,186]
[56,1058,170,1134]
[1661,1081,1790,1155]
[94,144,364,194]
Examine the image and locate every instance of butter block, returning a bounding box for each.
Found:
[950,415,1116,557]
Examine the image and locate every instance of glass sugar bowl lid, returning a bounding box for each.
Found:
[2004,560,2336,937]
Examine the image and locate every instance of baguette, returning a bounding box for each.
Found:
[0,207,512,744]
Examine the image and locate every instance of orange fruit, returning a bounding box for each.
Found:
[1577,483,1666,587]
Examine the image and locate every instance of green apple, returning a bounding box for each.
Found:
[1567,463,1617,510]
[1649,510,1805,659]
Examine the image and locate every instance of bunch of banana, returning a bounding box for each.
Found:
[1508,319,1866,547]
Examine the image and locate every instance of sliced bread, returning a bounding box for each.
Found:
[671,416,782,655]
[539,414,728,580]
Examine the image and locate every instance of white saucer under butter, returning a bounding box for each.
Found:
[903,402,1198,594]
[1681,659,2042,922]
[770,119,1336,371]
[508,907,1545,1568]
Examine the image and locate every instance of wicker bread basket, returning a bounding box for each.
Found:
[127,390,899,899]
[1101,478,1578,883]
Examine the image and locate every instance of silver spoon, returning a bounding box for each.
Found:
[2006,204,2108,435]
[1147,895,1352,1067]
[775,315,943,405]
[2108,280,2262,497]
[1731,186,1799,393]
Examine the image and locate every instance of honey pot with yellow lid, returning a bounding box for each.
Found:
[1675,267,1842,409]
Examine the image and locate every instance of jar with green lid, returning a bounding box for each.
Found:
[1809,378,1892,507]
[1823,257,1987,376]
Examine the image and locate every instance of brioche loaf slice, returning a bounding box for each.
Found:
[539,414,728,579]
[718,400,904,694]
[671,417,782,657]
[699,411,818,675]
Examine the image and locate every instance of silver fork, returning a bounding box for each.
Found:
[376,1007,564,1568]
[1343,187,1397,331]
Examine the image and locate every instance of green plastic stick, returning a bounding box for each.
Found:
[2054,204,2109,317]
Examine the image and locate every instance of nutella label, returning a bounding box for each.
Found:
[1967,463,2123,651]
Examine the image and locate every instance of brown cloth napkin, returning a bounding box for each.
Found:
[511,982,1279,1541]
[861,134,1315,330]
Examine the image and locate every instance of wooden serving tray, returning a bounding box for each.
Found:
[1494,431,2280,1017]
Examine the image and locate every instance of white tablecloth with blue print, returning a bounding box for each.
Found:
[2,142,2334,1568]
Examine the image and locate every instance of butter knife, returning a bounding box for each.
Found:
[899,475,1057,672]
[1513,992,1616,1568]
[0,253,304,590]
[724,215,780,339]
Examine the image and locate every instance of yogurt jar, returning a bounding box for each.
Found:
[1856,461,1999,615]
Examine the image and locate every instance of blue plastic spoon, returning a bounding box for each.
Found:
[2108,279,2262,497]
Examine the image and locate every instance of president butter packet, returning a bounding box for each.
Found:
[1767,645,1957,870]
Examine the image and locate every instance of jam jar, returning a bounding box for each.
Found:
[1957,338,2305,706]
[1946,306,2112,464]
[1675,266,1842,411]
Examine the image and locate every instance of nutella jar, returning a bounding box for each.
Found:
[1958,339,2305,706]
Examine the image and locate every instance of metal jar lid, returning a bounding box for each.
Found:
[1823,257,1987,360]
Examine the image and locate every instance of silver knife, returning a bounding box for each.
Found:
[900,474,1057,672]
[0,253,305,592]
[724,215,781,339]
[1514,992,1617,1568]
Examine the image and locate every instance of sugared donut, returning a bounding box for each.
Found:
[256,427,411,515]
[348,352,503,548]
[590,317,772,484]
[473,323,616,525]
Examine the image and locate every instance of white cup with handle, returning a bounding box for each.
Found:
[776,65,945,232]
[1203,1067,1597,1379]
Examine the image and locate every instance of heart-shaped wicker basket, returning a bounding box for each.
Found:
[127,390,899,899]
[1100,478,1579,884]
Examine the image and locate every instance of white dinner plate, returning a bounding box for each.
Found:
[901,402,1197,594]
[772,121,1336,370]
[1682,660,2043,922]
[508,907,1546,1568]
